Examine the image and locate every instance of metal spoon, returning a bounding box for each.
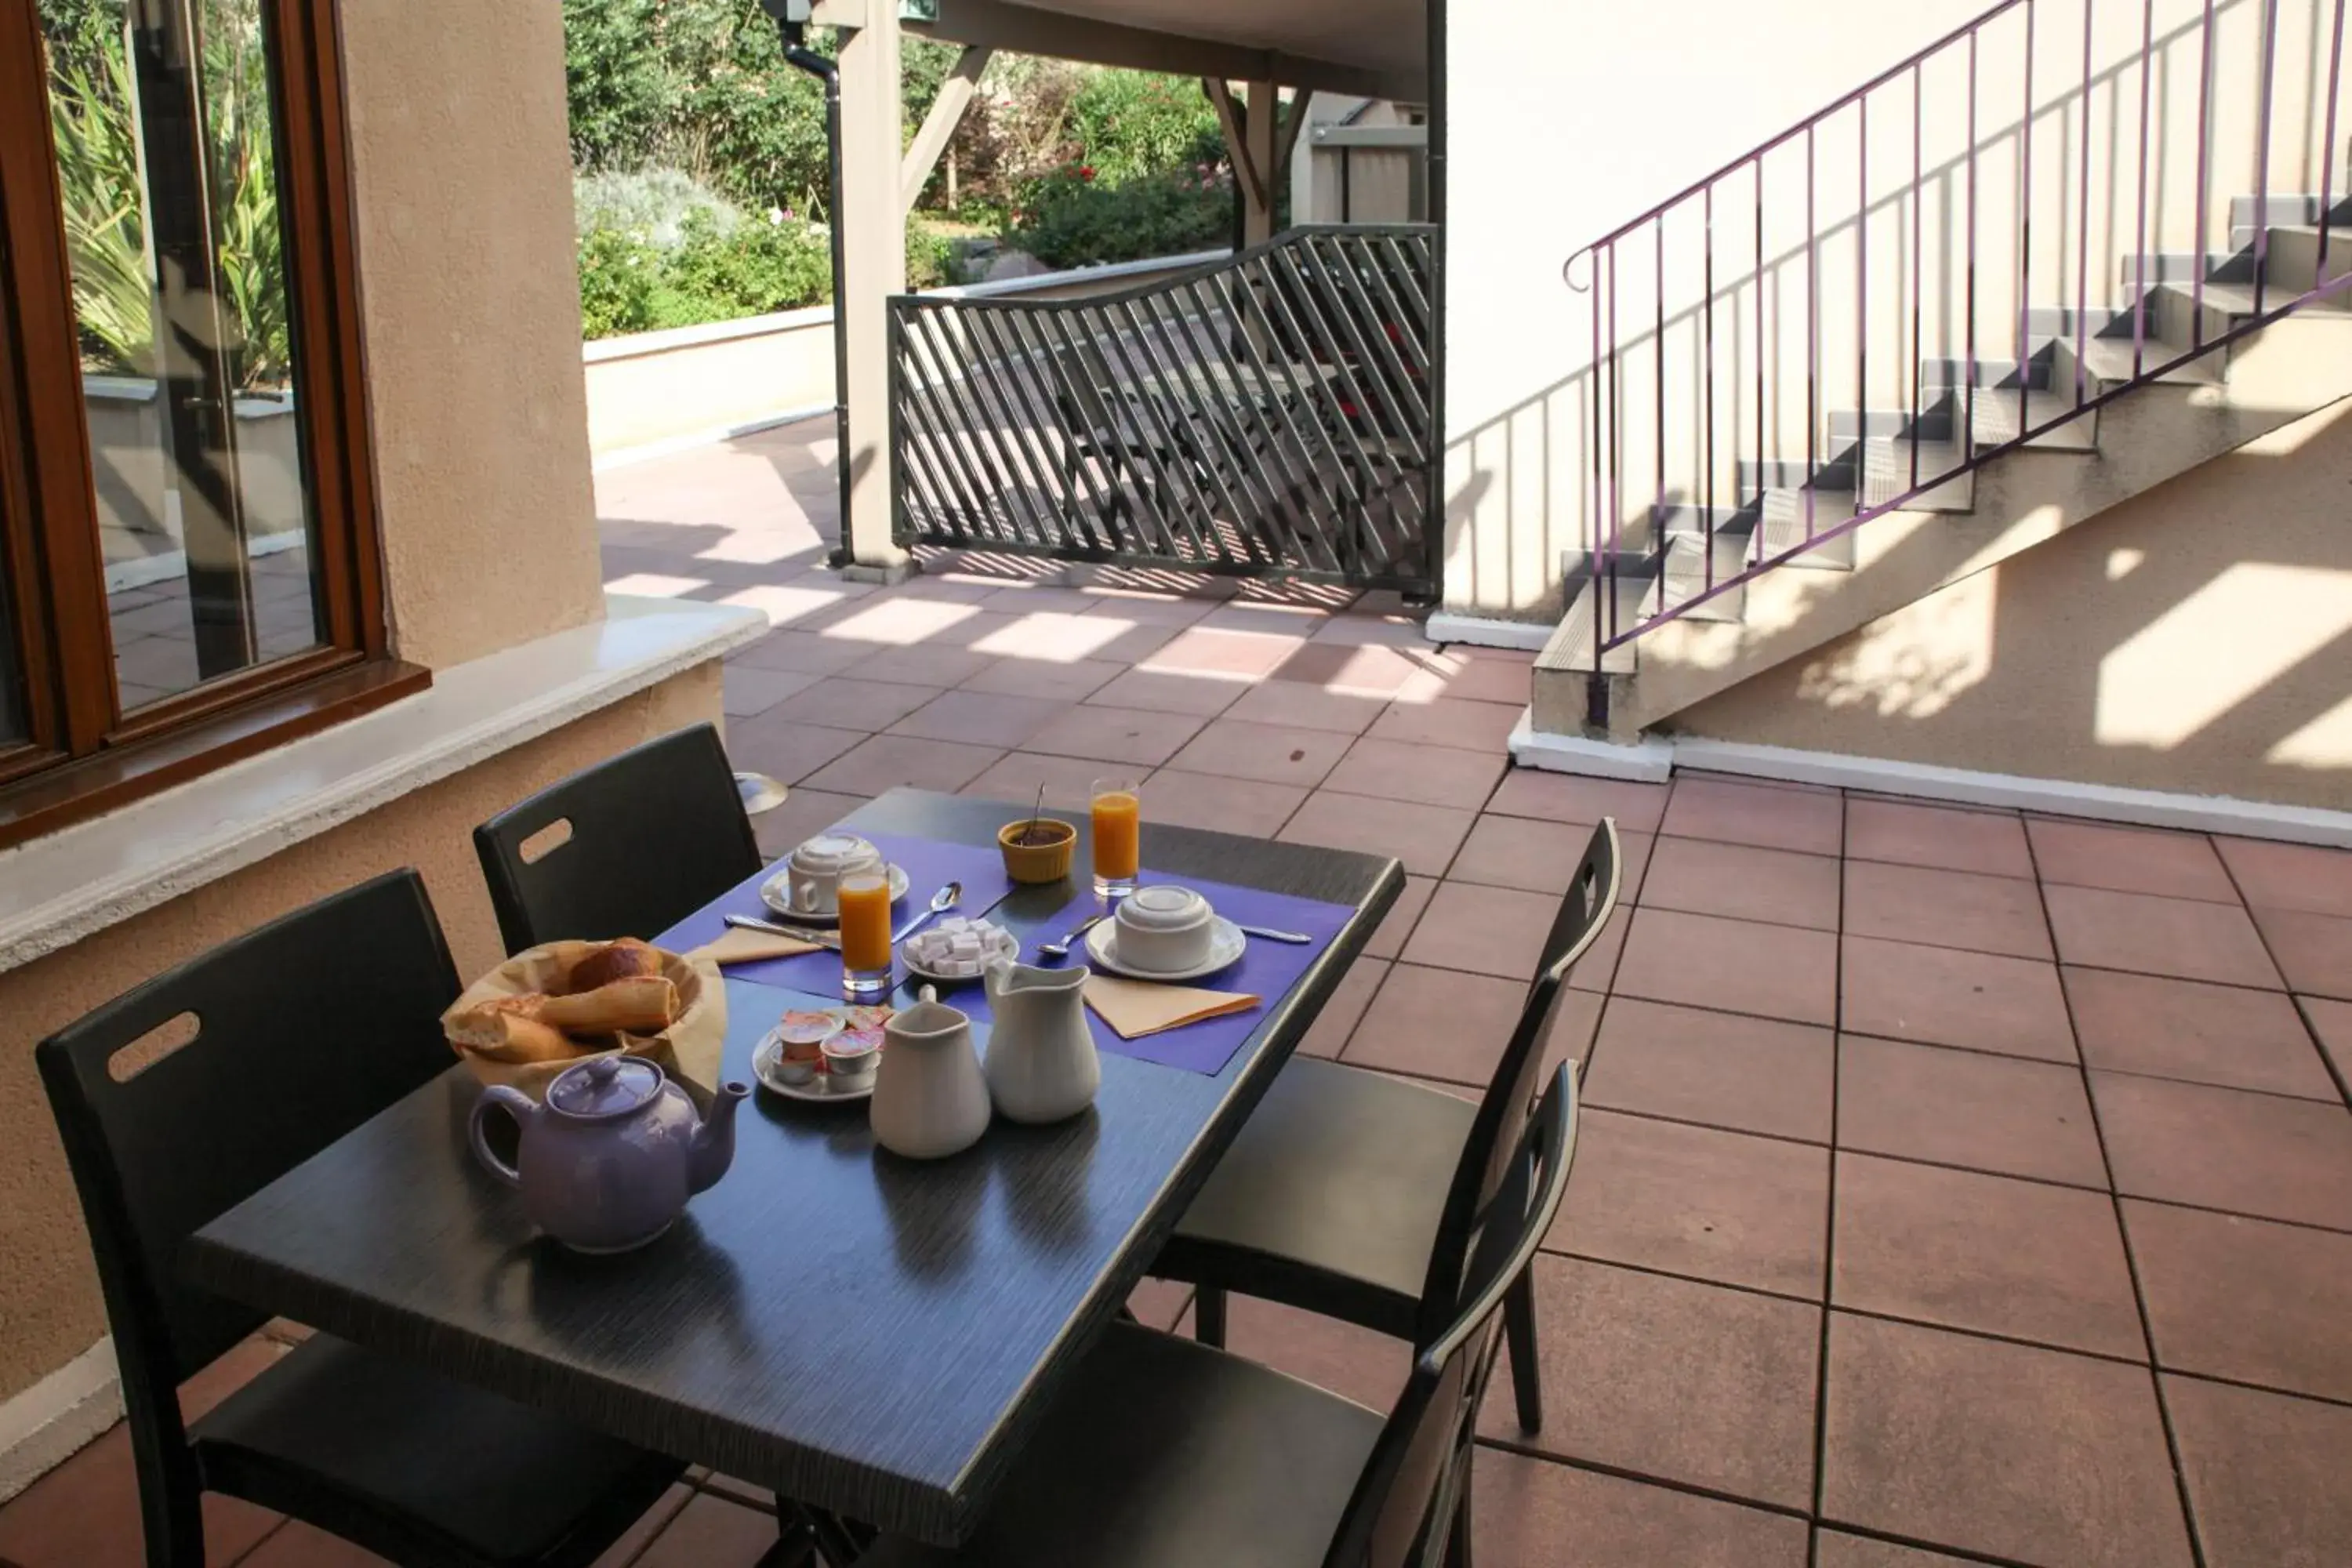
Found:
[1036,912,1111,960]
[722,912,840,949]
[892,881,961,945]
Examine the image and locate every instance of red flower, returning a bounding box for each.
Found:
[1079,165,1096,180]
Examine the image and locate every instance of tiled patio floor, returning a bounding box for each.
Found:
[6,421,2350,1566]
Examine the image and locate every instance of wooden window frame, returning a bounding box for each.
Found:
[0,0,422,851]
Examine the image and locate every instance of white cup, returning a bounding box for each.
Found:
[787,833,886,915]
[1112,885,1217,972]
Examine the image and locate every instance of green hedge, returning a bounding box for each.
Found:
[1011,164,1232,271]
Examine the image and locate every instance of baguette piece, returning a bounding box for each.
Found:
[565,938,662,995]
[535,975,678,1036]
[448,1009,580,1065]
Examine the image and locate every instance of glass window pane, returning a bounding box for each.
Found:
[42,0,326,711]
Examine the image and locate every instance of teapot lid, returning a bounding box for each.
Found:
[548,1054,663,1119]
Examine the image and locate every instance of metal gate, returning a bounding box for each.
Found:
[887,224,1437,593]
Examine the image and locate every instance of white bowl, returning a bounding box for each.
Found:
[1112,885,1217,972]
[783,833,886,916]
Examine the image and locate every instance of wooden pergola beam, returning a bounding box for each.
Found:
[901,44,993,216]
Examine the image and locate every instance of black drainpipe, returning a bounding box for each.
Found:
[764,2,854,569]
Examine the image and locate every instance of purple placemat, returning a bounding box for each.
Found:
[967,875,1356,1076]
[655,831,1019,993]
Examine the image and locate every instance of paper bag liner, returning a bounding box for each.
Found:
[1083,975,1260,1040]
[442,940,727,1109]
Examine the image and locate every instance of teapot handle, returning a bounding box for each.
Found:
[468,1085,534,1188]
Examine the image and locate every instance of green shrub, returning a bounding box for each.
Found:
[1065,71,1223,187]
[1011,164,1231,270]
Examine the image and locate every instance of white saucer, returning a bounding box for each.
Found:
[1084,916,1245,982]
[902,926,1018,985]
[758,862,910,924]
[751,1027,877,1103]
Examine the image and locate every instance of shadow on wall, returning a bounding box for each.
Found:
[1669,395,2352,811]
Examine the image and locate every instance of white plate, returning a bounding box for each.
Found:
[752,1027,877,1104]
[1084,916,1245,982]
[902,926,1018,985]
[758,862,910,924]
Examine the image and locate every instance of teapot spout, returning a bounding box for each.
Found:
[687,1081,750,1195]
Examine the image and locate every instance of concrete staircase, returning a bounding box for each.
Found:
[1529,194,2352,742]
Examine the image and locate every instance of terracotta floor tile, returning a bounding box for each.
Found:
[1397,648,1536,707]
[586,1483,695,1568]
[974,609,1177,666]
[1843,798,2033,877]
[1486,769,1670,831]
[1844,861,2053,960]
[1297,959,1388,1059]
[1218,677,1390,734]
[1022,702,1207,767]
[853,640,996,688]
[1305,611,1428,647]
[1582,996,1835,1142]
[762,675,941,731]
[1450,815,1650,900]
[2044,884,2282,989]
[1163,719,1352,788]
[1477,1257,1820,1508]
[1838,1036,2108,1187]
[1320,737,1505,811]
[0,1421,281,1568]
[956,751,1106,811]
[721,713,866,785]
[1566,906,1631,993]
[1140,625,1305,678]
[1363,875,1435,960]
[1840,936,2074,1062]
[694,1473,776,1513]
[2212,835,2352,918]
[2092,1071,2352,1229]
[1125,1276,1194,1331]
[2163,1373,2352,1568]
[1277,790,1475,877]
[725,628,870,676]
[2124,1200,2352,1402]
[1642,837,1841,931]
[750,789,869,862]
[2064,967,2337,1098]
[1399,881,1558,981]
[1138,769,1307,839]
[1661,776,1844,855]
[720,663,818,718]
[1612,909,1839,1026]
[1218,1292,1411,1415]
[1193,601,1333,640]
[1261,640,1427,697]
[1365,695,1524,752]
[2249,906,2352,999]
[1341,962,1544,1085]
[630,1491,789,1568]
[1551,1109,1831,1298]
[955,655,1125,702]
[800,733,1004,797]
[1072,586,1221,625]
[2305,996,2352,1085]
[2028,818,2238,902]
[1471,1449,1810,1568]
[885,690,1065,749]
[1083,666,1248,717]
[1834,1153,2143,1358]
[1810,1530,1988,1566]
[1820,1314,2193,1568]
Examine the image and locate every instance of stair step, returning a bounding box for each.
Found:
[1860,436,1974,511]
[1967,387,2100,452]
[1757,487,1860,568]
[1548,565,1646,676]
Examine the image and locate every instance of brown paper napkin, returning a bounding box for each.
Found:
[1084,975,1261,1040]
[686,927,823,966]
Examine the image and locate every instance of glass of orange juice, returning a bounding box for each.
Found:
[837,871,894,1000]
[1091,776,1142,900]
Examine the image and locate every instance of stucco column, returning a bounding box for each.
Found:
[835,9,909,575]
[1242,80,1279,246]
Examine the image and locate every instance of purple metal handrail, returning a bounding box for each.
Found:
[1562,0,2349,721]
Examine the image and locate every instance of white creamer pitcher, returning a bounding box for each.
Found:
[870,985,991,1160]
[981,958,1100,1124]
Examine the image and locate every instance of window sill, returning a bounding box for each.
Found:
[0,594,764,977]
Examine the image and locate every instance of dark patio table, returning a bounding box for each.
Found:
[183,789,1399,1545]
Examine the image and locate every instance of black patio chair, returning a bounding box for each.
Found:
[1152,818,1622,1434]
[34,871,689,1568]
[835,1059,1581,1568]
[474,722,760,953]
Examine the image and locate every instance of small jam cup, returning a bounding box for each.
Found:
[997,816,1076,884]
[822,1034,880,1087]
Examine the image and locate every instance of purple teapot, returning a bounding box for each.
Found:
[469,1055,749,1254]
